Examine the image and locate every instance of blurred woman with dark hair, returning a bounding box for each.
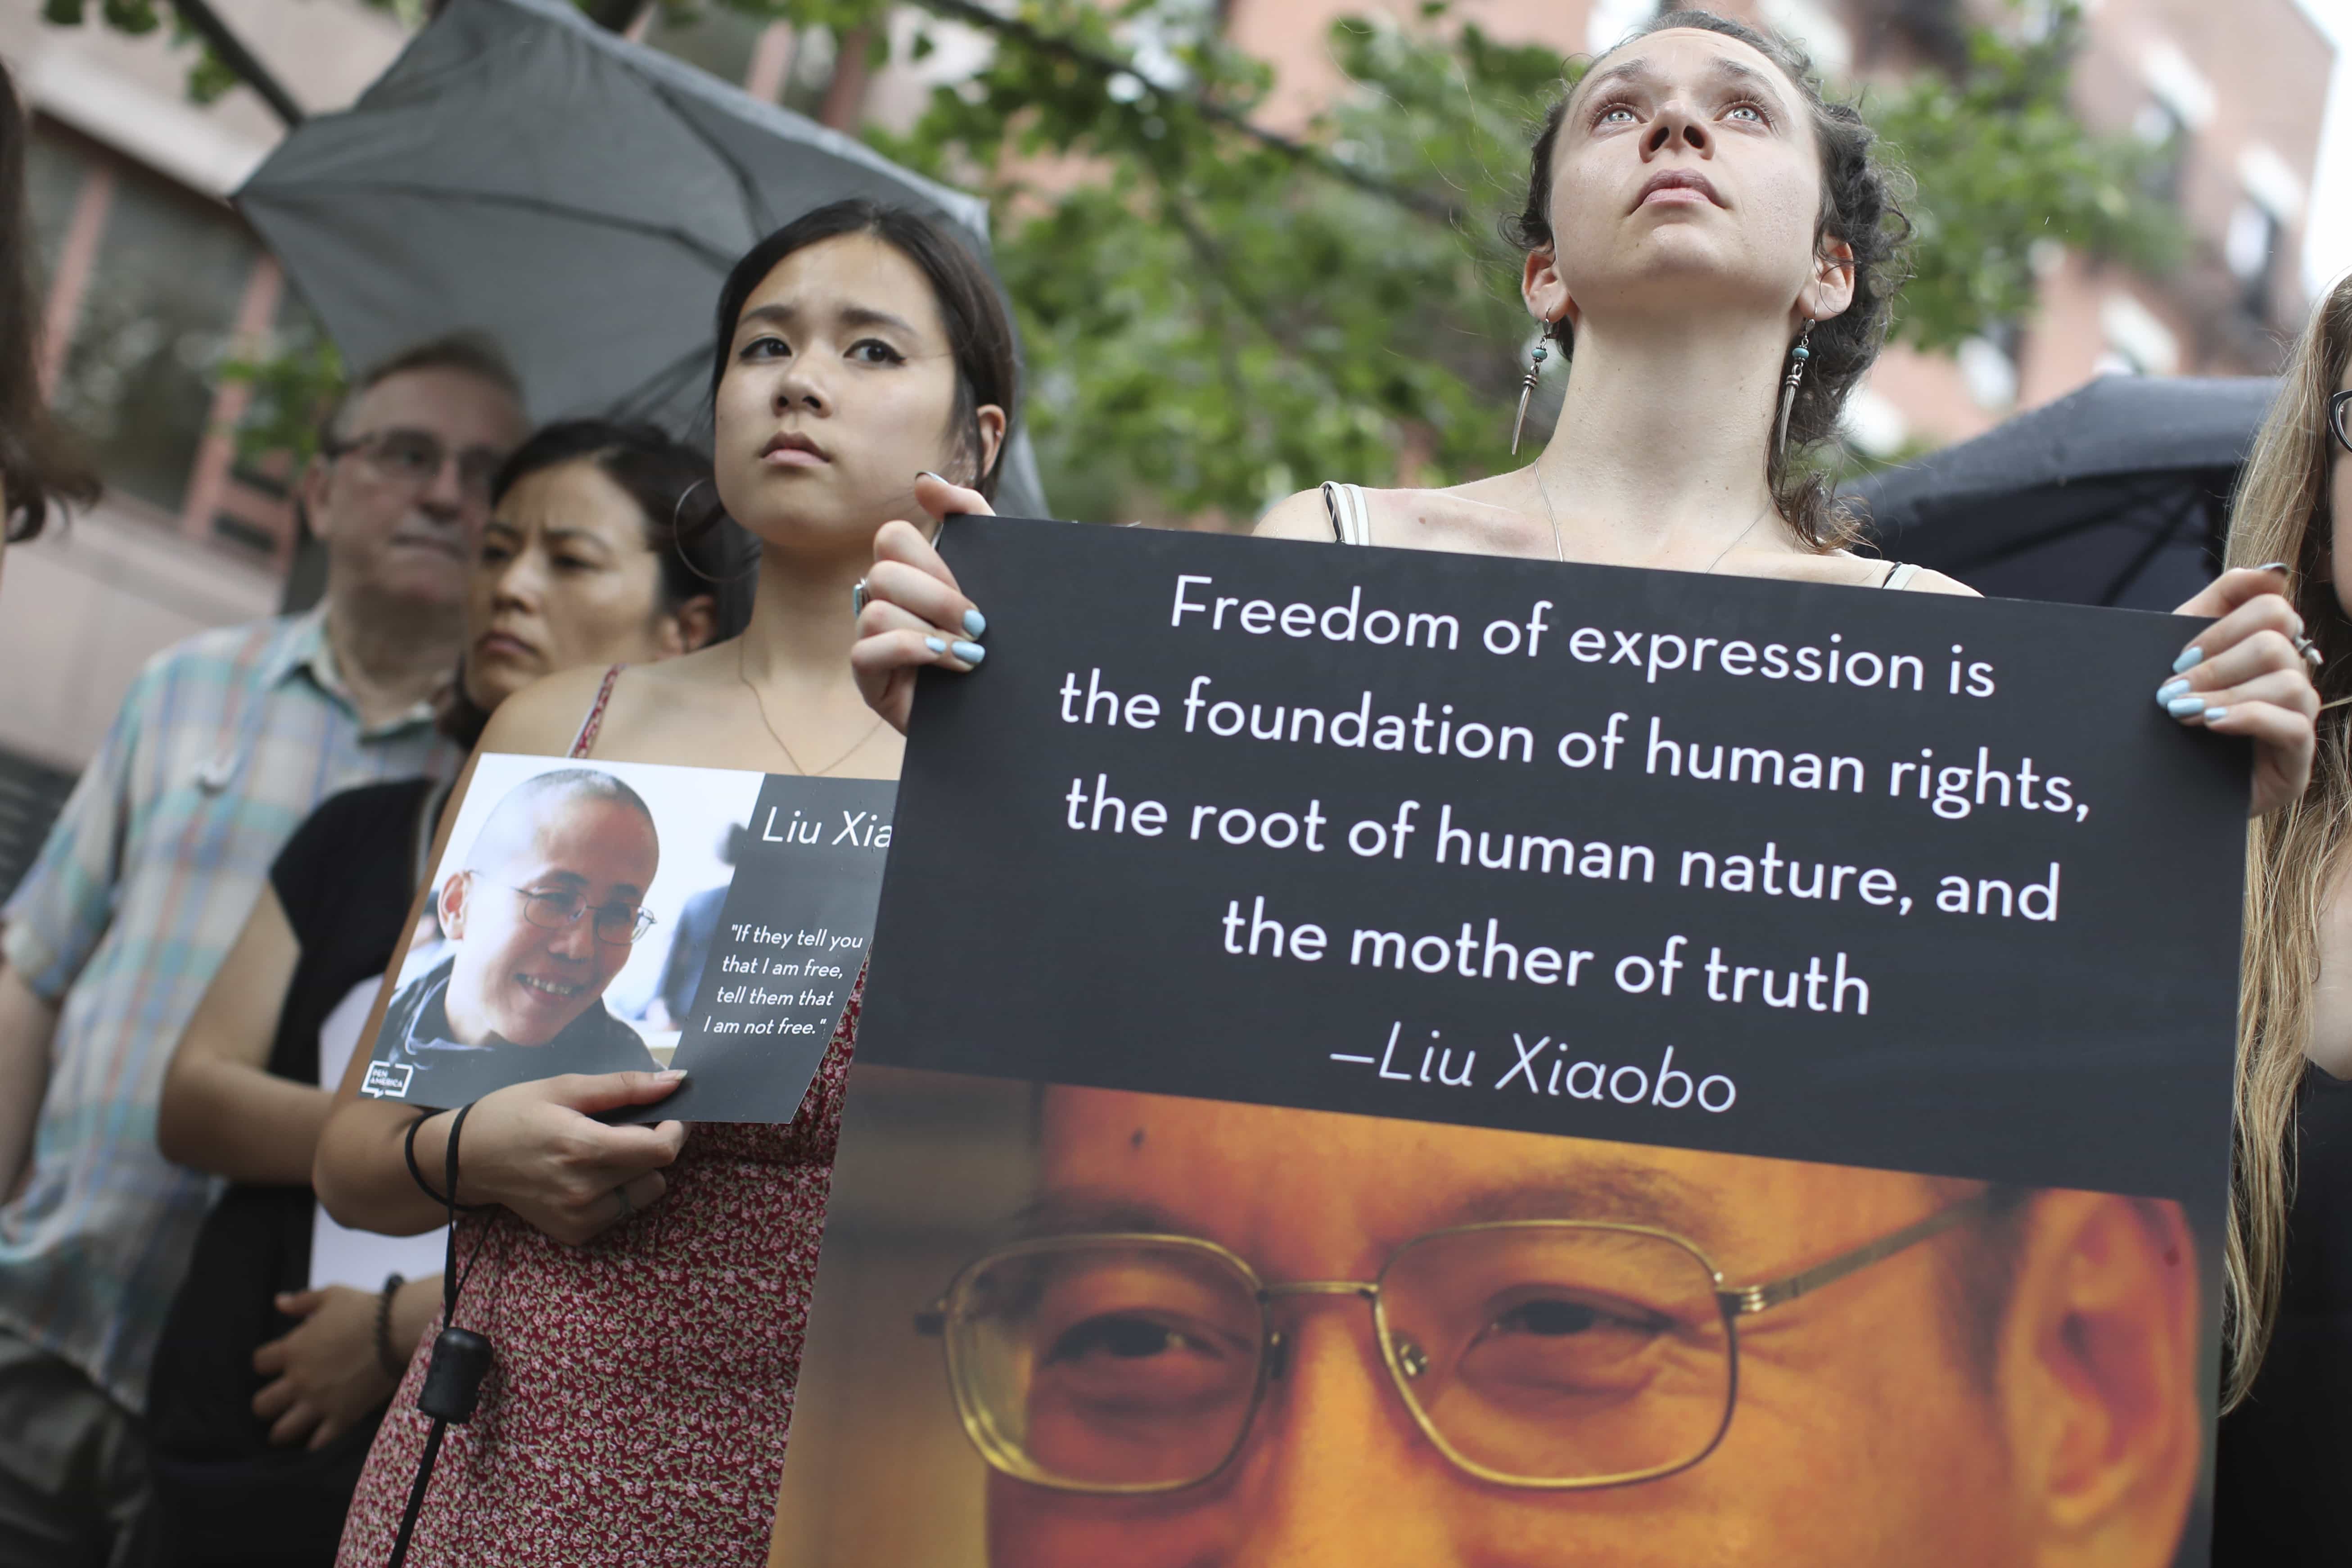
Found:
[144,420,737,1568]
[0,59,99,586]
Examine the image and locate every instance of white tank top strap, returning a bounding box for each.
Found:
[1880,560,1922,591]
[1320,481,1374,547]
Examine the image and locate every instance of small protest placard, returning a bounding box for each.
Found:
[354,754,890,1121]
[775,519,2245,1568]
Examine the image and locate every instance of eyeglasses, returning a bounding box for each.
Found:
[325,427,507,503]
[2329,390,2352,457]
[916,1193,1992,1494]
[491,881,657,945]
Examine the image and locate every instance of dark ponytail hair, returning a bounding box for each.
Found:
[1505,9,1914,551]
[441,419,753,746]
[0,63,99,543]
[707,199,1019,499]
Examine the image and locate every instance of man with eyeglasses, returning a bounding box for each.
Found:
[372,768,662,1108]
[913,1085,2205,1568]
[0,334,524,1562]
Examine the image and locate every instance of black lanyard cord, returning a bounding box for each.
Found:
[387,1100,494,1568]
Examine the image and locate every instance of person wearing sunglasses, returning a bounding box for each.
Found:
[909,1086,2203,1568]
[373,766,664,1108]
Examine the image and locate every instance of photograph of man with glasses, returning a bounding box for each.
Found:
[775,1070,2208,1568]
[369,767,664,1106]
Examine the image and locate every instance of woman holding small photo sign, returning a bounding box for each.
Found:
[2211,271,2352,1566]
[314,202,1014,1565]
[852,10,2317,817]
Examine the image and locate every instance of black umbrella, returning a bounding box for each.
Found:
[238,0,1049,517]
[1845,375,2279,610]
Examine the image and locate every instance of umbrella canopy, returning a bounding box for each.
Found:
[236,0,1048,518]
[1845,375,2278,610]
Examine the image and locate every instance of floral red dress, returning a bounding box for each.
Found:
[336,669,853,1565]
[334,1048,852,1566]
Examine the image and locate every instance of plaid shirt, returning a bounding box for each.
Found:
[0,609,455,1410]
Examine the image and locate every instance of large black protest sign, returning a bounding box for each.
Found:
[858,518,2244,1202]
[354,754,889,1121]
[782,519,2244,1568]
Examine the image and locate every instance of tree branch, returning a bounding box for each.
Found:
[909,0,1459,223]
[168,0,303,127]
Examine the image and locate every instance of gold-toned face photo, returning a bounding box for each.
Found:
[775,1069,2209,1568]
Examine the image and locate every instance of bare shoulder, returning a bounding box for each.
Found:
[1776,552,1982,597]
[1255,475,1527,553]
[477,663,616,757]
[1897,566,1979,597]
[1254,488,1335,542]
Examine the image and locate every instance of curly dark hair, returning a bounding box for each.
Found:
[1503,9,1914,551]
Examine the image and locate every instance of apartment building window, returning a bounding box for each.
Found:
[1957,325,2021,411]
[2135,39,2214,208]
[2095,292,2180,378]
[25,118,302,562]
[2226,201,2282,321]
[2133,99,2188,204]
[52,161,250,515]
[2230,143,2306,329]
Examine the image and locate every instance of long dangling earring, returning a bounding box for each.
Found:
[1511,338,1549,456]
[1774,320,1815,457]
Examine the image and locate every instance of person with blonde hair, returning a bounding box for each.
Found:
[2211,271,2352,1565]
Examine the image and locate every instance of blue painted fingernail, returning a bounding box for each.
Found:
[2172,646,2204,674]
[2167,695,2207,717]
[952,641,987,664]
[963,609,987,638]
[2156,678,2190,704]
[2202,706,2229,723]
[925,637,945,654]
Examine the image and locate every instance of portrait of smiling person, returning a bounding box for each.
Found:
[370,767,667,1108]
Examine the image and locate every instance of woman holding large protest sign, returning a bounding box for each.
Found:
[313,202,1015,1564]
[2210,271,2352,1566]
[852,11,2317,817]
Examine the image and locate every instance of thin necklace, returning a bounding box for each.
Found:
[737,640,885,777]
[1526,465,1569,563]
[1529,465,1774,574]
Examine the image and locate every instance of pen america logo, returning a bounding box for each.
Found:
[361,1060,415,1099]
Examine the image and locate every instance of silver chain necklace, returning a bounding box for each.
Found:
[1528,465,1775,574]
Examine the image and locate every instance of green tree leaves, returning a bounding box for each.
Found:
[55,0,2179,522]
[1872,15,2181,352]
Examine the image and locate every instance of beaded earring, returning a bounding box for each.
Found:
[1511,339,1548,456]
[1774,320,1815,456]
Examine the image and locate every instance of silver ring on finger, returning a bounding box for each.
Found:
[851,578,870,619]
[613,1182,635,1221]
